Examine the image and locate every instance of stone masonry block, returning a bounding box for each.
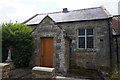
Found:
[32,67,55,78]
[0,63,10,79]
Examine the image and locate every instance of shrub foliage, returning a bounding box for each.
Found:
[2,22,33,67]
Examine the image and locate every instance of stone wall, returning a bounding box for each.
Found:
[64,38,70,71]
[31,16,69,75]
[58,37,70,76]
[0,63,10,79]
[57,19,112,69]
[31,16,112,75]
[112,37,120,67]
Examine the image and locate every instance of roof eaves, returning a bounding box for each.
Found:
[112,35,120,37]
[56,18,110,24]
[27,18,111,25]
[113,15,120,17]
[27,24,38,26]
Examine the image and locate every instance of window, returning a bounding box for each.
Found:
[78,29,94,48]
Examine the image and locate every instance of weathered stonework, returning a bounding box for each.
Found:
[31,16,70,76]
[0,63,10,79]
[30,15,112,75]
[57,19,112,69]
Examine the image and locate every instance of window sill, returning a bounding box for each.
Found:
[76,48,96,52]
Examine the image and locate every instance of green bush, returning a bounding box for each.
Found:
[2,22,33,67]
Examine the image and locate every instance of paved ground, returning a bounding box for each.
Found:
[9,68,103,80]
[10,68,32,78]
[56,76,90,80]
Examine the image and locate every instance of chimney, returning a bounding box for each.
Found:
[63,8,68,13]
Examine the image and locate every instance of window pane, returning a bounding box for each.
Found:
[78,29,85,35]
[87,37,93,48]
[87,29,93,35]
[78,37,85,48]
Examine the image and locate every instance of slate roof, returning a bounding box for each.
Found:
[112,15,120,35]
[23,6,111,25]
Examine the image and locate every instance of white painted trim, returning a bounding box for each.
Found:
[77,29,94,49]
[85,29,87,49]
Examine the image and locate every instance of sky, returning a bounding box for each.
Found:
[0,0,120,24]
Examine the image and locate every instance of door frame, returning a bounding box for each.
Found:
[39,37,55,68]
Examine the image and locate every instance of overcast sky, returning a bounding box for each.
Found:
[0,0,119,24]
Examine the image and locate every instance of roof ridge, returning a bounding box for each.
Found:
[70,6,101,12]
[37,6,101,15]
[38,11,62,15]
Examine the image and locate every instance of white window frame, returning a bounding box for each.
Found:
[77,29,94,49]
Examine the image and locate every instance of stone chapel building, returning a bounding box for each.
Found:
[23,6,112,75]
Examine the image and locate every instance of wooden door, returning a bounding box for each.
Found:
[40,37,53,67]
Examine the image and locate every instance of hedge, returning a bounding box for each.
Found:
[2,22,33,67]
